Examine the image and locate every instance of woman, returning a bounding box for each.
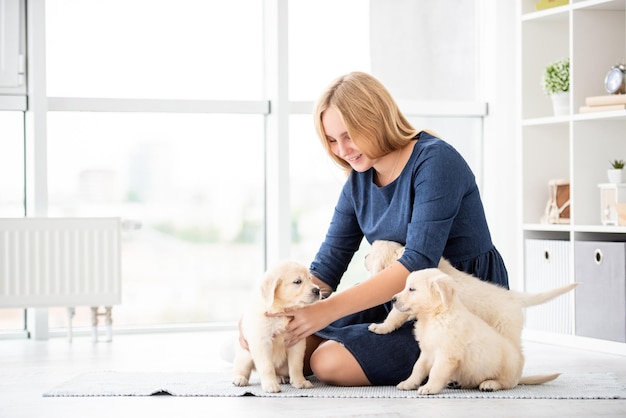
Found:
[266,71,508,387]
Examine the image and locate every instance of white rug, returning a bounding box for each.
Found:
[43,371,626,399]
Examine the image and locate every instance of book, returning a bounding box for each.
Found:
[535,0,569,11]
[586,95,626,106]
[579,104,626,113]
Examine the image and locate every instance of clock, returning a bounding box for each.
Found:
[605,64,626,94]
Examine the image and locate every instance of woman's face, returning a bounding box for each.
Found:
[322,106,376,172]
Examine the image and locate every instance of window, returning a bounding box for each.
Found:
[45,112,265,326]
[46,0,263,100]
[3,0,487,335]
[43,0,266,328]
[0,111,26,332]
[288,1,371,288]
[0,112,24,216]
[288,0,370,101]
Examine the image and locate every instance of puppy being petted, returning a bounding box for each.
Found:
[232,260,321,393]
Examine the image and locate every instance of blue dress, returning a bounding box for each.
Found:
[309,131,509,385]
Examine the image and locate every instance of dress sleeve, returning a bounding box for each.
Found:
[398,142,474,272]
[309,180,364,291]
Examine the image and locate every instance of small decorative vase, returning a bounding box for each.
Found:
[607,169,624,184]
[551,91,569,116]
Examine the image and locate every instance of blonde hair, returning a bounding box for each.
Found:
[314,72,418,171]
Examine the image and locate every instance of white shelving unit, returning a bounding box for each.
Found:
[518,0,626,355]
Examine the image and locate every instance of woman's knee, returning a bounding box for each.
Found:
[309,340,370,386]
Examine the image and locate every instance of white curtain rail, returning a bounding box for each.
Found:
[0,97,487,118]
[43,97,487,118]
[46,98,271,114]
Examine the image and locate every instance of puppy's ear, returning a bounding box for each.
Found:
[431,275,455,309]
[260,272,279,310]
[364,253,372,272]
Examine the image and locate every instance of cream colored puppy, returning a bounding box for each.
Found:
[232,260,320,393]
[365,240,578,346]
[370,269,559,394]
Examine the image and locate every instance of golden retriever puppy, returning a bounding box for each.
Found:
[232,260,320,393]
[365,240,578,346]
[371,269,559,394]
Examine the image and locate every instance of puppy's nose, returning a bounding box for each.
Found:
[391,296,397,304]
[312,287,320,296]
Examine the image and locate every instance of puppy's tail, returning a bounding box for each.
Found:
[517,282,579,308]
[518,373,561,385]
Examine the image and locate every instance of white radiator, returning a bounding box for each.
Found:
[0,217,122,341]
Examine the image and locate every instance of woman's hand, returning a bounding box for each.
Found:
[266,299,335,346]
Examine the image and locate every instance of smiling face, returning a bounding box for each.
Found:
[321,106,377,173]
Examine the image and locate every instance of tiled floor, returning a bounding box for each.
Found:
[1,330,625,418]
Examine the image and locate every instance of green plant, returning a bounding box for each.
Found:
[542,58,570,95]
[610,159,625,169]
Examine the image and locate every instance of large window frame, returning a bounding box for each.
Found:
[1,0,493,339]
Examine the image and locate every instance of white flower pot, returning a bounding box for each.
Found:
[550,91,569,116]
[551,91,569,116]
[607,169,624,184]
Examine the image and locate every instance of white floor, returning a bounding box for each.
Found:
[1,329,625,418]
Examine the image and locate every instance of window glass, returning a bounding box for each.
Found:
[45,0,264,100]
[47,112,265,327]
[288,0,370,101]
[0,111,25,332]
[288,1,371,288]
[289,115,370,290]
[0,112,24,216]
[369,0,477,102]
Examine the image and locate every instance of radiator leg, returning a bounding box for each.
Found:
[67,307,75,343]
[91,307,99,343]
[91,306,114,342]
[105,307,113,342]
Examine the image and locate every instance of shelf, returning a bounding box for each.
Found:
[521,3,570,20]
[519,0,625,350]
[524,223,626,233]
[573,110,626,121]
[524,223,571,232]
[521,115,570,126]
[522,110,626,126]
[574,224,626,233]
[572,0,626,12]
[522,0,626,18]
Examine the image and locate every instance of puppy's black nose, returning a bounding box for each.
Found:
[391,297,397,304]
[312,287,320,295]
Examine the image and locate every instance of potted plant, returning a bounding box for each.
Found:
[542,58,570,116]
[608,159,625,183]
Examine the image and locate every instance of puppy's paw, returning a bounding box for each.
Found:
[397,379,420,391]
[417,384,441,395]
[447,381,462,389]
[261,380,282,393]
[478,380,501,392]
[291,378,313,389]
[368,322,393,334]
[232,375,249,387]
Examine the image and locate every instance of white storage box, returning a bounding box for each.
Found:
[524,239,572,334]
[574,241,626,343]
